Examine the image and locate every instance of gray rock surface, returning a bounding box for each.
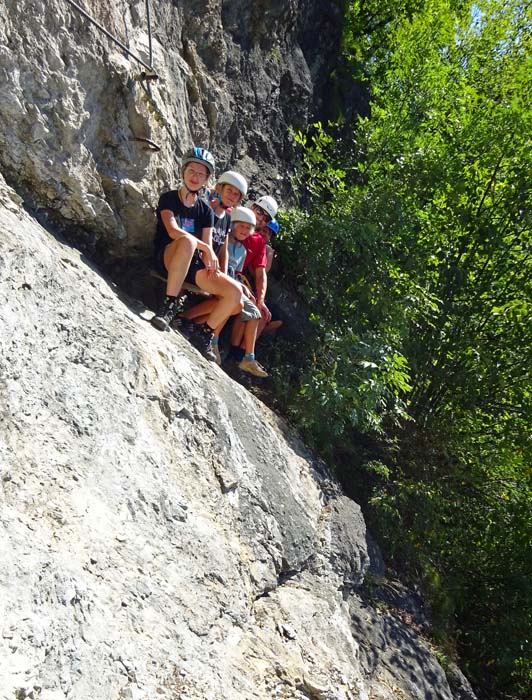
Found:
[0,0,343,260]
[0,4,476,696]
[0,173,468,699]
[349,597,453,700]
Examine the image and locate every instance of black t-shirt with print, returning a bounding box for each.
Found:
[212,211,231,257]
[154,190,214,252]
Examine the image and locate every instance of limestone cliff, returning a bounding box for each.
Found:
[0,0,343,260]
[0,2,474,699]
[1,173,466,700]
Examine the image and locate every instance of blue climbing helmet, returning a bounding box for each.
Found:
[181,146,215,177]
[266,220,280,237]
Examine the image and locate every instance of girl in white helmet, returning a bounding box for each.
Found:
[151,148,243,361]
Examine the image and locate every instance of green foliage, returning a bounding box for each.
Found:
[278,0,532,697]
[369,425,532,695]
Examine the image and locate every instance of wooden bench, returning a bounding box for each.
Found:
[149,269,210,297]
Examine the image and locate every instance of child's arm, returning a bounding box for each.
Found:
[218,236,229,274]
[255,267,268,308]
[265,244,275,273]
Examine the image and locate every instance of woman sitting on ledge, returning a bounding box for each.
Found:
[151,146,243,362]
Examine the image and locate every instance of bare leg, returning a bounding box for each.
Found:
[151,238,197,331]
[211,318,226,337]
[255,304,272,340]
[262,320,283,334]
[163,237,196,296]
[183,298,217,320]
[195,270,243,329]
[242,319,259,355]
[231,318,246,348]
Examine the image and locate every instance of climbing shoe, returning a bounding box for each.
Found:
[238,358,268,378]
[190,323,218,362]
[151,295,185,331]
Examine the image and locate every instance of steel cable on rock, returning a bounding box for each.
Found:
[62,0,184,156]
[64,0,158,76]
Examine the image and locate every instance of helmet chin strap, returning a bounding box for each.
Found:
[211,187,237,213]
[182,182,200,196]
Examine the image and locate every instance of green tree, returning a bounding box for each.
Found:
[277,0,532,696]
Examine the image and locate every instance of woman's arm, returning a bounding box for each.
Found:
[198,227,219,272]
[161,210,196,243]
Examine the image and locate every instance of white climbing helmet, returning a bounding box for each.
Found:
[231,206,256,227]
[217,171,248,197]
[255,195,278,219]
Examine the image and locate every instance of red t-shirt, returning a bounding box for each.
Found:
[243,232,267,271]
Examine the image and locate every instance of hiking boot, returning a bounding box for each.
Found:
[238,358,268,378]
[211,341,222,365]
[171,316,195,337]
[190,323,218,362]
[151,295,185,331]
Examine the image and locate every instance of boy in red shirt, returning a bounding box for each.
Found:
[228,195,279,362]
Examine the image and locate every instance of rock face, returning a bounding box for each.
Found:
[0,3,472,698]
[0,0,344,261]
[1,174,461,700]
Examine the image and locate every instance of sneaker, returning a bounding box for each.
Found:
[151,295,185,331]
[262,319,283,334]
[190,323,218,362]
[238,358,268,378]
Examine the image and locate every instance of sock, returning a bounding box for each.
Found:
[212,335,219,345]
[244,352,255,361]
